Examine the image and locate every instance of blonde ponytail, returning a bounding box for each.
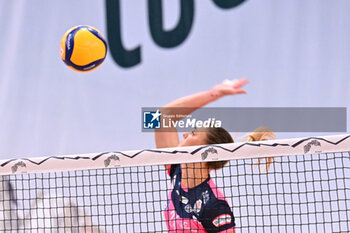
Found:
[205,127,275,172]
[242,127,276,172]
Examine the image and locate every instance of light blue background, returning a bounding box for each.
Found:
[0,0,349,159]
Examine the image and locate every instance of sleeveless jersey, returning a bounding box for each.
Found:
[164,164,235,232]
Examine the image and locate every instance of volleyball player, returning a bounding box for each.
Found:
[155,78,275,232]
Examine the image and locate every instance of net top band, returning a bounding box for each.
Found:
[1,134,349,176]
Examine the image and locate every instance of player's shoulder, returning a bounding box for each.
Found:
[200,199,234,231]
[202,198,230,211]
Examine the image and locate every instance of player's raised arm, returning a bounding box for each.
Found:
[154,78,248,149]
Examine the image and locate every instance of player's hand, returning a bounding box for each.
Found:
[211,78,248,98]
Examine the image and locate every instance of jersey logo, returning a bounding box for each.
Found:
[212,214,232,227]
[184,204,193,213]
[193,199,202,214]
[202,190,210,204]
[184,199,203,214]
[172,175,177,186]
[180,195,189,204]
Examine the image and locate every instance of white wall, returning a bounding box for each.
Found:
[0,0,349,159]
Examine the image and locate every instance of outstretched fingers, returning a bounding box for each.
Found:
[232,78,249,89]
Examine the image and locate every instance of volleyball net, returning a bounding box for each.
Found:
[0,134,349,232]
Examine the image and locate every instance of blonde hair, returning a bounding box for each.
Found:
[206,126,275,171]
[241,126,276,172]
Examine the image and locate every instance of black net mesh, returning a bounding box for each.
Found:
[0,152,349,232]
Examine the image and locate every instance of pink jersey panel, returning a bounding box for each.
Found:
[207,179,225,200]
[164,191,207,232]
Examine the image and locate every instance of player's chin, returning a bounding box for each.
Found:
[178,140,192,147]
[178,141,187,147]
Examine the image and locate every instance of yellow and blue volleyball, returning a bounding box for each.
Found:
[60,25,107,72]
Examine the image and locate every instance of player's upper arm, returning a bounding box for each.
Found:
[154,129,179,149]
[154,108,180,171]
[155,128,179,169]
